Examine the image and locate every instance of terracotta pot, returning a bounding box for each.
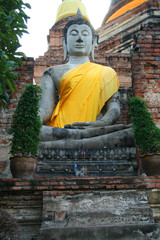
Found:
[10,156,37,179]
[141,153,160,176]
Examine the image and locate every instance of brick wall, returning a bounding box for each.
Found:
[93,52,133,124]
[1,176,159,193]
[132,20,160,127]
[104,54,132,88]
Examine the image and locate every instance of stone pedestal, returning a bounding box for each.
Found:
[38,147,137,177]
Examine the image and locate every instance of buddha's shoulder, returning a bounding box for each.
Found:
[43,64,72,75]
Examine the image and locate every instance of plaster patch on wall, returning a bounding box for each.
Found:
[144,92,160,106]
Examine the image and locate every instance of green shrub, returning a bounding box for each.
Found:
[9,84,42,157]
[129,96,160,155]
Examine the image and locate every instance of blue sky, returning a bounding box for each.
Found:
[19,0,111,59]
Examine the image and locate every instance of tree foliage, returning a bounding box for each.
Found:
[9,84,42,157]
[129,96,160,155]
[0,0,31,108]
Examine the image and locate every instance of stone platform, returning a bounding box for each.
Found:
[38,147,137,177]
[41,190,154,228]
[39,224,160,240]
[1,177,160,239]
[39,189,159,239]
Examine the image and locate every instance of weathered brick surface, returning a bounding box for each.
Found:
[132,21,160,127]
[1,176,160,224]
[1,176,160,193]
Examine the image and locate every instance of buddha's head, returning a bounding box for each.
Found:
[63,9,98,62]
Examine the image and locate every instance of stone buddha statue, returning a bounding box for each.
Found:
[39,10,133,149]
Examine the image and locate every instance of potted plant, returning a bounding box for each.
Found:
[129,96,160,175]
[9,84,42,178]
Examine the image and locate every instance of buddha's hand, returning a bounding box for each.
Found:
[64,120,107,129]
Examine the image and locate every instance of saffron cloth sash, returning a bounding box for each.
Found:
[47,62,119,128]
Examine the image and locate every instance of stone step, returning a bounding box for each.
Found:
[63,207,153,227]
[39,223,160,240]
[41,190,154,229]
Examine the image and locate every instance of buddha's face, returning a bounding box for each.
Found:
[66,24,93,57]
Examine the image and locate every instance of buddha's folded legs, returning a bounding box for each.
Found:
[40,124,132,141]
[40,127,134,149]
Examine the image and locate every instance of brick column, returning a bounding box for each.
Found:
[132,20,160,127]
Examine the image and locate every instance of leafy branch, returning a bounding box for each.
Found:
[0,0,31,108]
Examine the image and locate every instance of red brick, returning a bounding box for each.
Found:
[56,186,70,190]
[12,187,23,190]
[71,185,80,190]
[89,181,99,184]
[81,185,90,189]
[15,182,30,186]
[55,211,66,222]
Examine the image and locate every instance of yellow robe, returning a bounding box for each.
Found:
[47,62,119,128]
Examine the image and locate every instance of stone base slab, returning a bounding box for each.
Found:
[41,190,154,229]
[39,223,160,240]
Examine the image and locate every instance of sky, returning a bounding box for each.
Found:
[19,0,111,59]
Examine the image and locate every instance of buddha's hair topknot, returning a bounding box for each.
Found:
[63,9,96,43]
